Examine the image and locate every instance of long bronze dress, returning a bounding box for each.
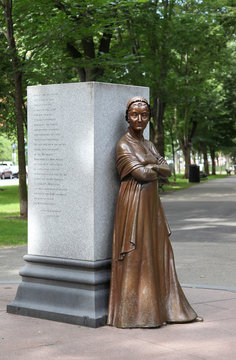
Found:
[107,128,197,328]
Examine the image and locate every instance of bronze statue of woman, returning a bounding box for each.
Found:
[107,96,202,328]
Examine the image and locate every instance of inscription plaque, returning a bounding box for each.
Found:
[31,92,66,217]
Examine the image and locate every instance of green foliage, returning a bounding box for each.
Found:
[0,185,27,247]
[0,134,13,161]
[0,0,235,157]
[191,40,236,156]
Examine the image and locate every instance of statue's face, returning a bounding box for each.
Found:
[128,102,149,132]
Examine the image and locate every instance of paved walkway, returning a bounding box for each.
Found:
[161,175,236,290]
[0,245,26,282]
[1,284,235,360]
[1,176,236,360]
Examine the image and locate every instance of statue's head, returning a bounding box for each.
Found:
[125,96,151,123]
[126,96,150,133]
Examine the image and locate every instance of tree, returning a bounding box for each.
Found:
[114,0,176,156]
[1,0,235,184]
[192,43,236,175]
[166,0,235,177]
[16,0,118,83]
[1,0,27,217]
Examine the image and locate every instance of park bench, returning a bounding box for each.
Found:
[200,171,208,180]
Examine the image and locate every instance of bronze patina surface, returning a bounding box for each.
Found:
[107,97,200,328]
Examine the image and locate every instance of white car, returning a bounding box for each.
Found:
[0,162,19,179]
[1,167,13,179]
[0,162,11,177]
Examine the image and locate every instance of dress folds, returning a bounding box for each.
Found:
[107,129,197,328]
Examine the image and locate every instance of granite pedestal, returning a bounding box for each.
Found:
[7,82,149,327]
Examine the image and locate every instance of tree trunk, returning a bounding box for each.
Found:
[2,0,27,217]
[67,29,112,82]
[66,43,86,82]
[191,149,196,163]
[210,147,216,175]
[202,146,209,175]
[149,1,170,158]
[15,71,27,217]
[152,95,166,156]
[169,124,176,181]
[181,144,191,178]
[175,121,197,179]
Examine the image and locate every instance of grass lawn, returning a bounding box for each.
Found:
[0,185,27,248]
[161,173,231,192]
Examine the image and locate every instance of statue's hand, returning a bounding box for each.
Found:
[145,164,161,177]
[145,164,156,171]
[151,164,160,173]
[152,164,171,178]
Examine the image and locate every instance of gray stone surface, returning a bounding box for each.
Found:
[7,255,110,328]
[28,82,149,261]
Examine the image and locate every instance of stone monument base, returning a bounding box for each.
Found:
[7,255,110,328]
[7,82,149,328]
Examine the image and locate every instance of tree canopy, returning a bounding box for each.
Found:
[0,0,235,186]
